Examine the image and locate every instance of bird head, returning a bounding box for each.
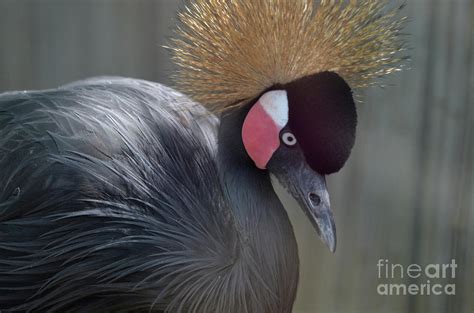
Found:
[242,71,356,252]
[170,0,405,253]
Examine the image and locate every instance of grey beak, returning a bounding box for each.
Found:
[306,193,337,253]
[269,152,337,253]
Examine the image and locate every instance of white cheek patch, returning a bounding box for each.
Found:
[259,90,289,128]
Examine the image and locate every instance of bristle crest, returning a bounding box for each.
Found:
[170,0,406,111]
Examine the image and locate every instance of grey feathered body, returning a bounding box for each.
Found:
[0,78,299,312]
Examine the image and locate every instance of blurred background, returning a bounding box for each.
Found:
[0,0,472,312]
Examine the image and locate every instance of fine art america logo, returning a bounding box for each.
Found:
[377,259,457,296]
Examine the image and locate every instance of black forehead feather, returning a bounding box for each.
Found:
[285,71,357,174]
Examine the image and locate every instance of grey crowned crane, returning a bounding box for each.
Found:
[0,0,405,312]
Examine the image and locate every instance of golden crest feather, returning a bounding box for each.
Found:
[169,0,406,111]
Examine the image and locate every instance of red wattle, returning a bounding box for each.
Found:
[242,102,280,169]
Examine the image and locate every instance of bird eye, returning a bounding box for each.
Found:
[281,132,297,146]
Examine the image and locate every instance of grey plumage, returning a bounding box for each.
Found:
[0,78,298,312]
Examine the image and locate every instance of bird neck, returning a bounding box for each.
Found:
[216,104,300,312]
[217,104,272,200]
[216,104,291,227]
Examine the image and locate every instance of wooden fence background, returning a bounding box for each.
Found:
[0,1,472,312]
